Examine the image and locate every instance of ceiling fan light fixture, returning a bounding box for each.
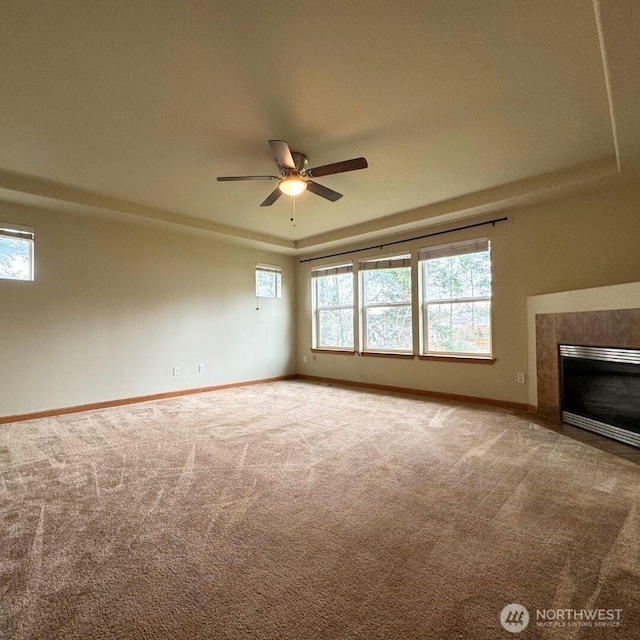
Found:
[278,177,307,196]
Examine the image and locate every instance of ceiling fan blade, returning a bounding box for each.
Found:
[260,187,284,207]
[308,157,368,178]
[217,175,277,181]
[268,140,295,170]
[306,180,343,202]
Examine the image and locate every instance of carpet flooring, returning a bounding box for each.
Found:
[1,380,639,639]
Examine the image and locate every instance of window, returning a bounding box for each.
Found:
[420,238,491,355]
[360,254,412,352]
[0,223,34,281]
[312,264,354,350]
[255,264,281,298]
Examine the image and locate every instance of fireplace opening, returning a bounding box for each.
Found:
[560,345,640,448]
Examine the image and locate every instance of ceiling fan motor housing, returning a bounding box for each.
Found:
[290,152,308,175]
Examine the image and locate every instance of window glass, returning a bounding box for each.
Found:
[360,255,412,352]
[313,266,354,350]
[421,240,491,355]
[365,306,412,351]
[363,268,411,304]
[256,265,281,298]
[317,272,353,307]
[0,226,34,281]
[426,300,491,353]
[318,308,354,348]
[424,252,491,300]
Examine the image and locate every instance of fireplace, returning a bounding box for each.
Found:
[560,344,640,448]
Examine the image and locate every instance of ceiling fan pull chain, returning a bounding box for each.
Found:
[290,195,296,226]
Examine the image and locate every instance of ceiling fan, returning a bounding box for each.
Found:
[217,140,368,207]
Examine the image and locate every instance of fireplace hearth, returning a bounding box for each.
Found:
[560,344,640,448]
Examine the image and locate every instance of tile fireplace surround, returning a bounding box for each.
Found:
[535,308,640,420]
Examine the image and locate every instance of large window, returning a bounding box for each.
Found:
[255,264,281,298]
[312,264,354,350]
[0,223,34,281]
[420,238,491,355]
[360,255,412,353]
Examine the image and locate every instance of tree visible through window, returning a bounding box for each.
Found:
[420,238,491,355]
[313,265,354,349]
[0,224,34,281]
[360,255,412,352]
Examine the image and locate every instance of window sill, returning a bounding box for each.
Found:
[360,351,415,359]
[309,349,494,364]
[418,354,496,364]
[311,348,356,355]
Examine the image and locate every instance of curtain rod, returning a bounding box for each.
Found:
[299,216,508,263]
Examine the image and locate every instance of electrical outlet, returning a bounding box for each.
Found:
[516,372,526,384]
[173,366,180,376]
[198,363,205,373]
[303,356,307,363]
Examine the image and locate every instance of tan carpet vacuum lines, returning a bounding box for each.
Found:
[1,381,639,639]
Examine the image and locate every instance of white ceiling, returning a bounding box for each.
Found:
[0,0,638,253]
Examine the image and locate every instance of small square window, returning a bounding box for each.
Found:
[0,224,34,281]
[256,264,282,298]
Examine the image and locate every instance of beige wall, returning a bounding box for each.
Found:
[3,177,640,417]
[296,179,640,405]
[0,202,296,417]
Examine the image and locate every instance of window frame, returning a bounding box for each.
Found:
[419,238,492,358]
[311,263,355,351]
[255,263,282,299]
[359,253,413,355]
[0,222,35,282]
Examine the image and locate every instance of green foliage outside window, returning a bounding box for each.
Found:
[424,251,491,354]
[316,272,353,348]
[363,267,411,304]
[363,266,412,351]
